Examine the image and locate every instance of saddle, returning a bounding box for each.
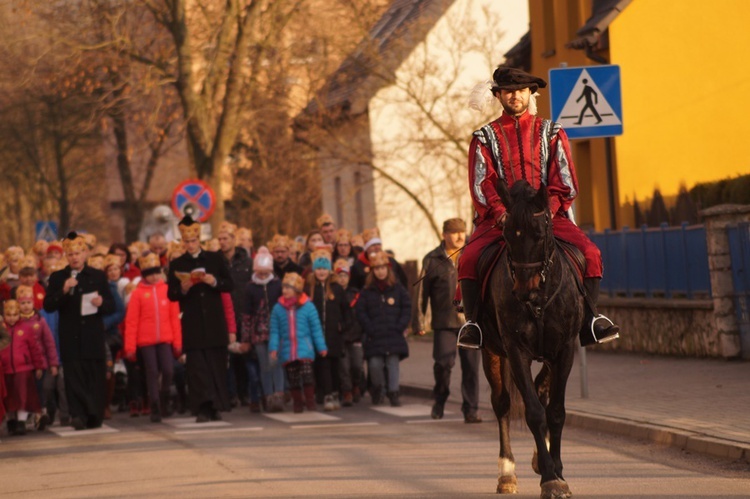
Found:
[477,237,586,300]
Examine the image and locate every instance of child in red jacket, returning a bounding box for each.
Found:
[1,300,44,435]
[124,253,182,423]
[16,285,59,431]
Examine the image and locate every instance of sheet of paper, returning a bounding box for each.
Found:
[81,292,99,316]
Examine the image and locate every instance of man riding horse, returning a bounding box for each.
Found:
[457,66,620,350]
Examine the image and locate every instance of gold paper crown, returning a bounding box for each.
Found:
[20,255,37,269]
[104,254,121,269]
[218,221,237,237]
[5,246,24,262]
[282,272,305,293]
[268,234,291,251]
[87,255,105,270]
[317,213,335,228]
[237,227,252,239]
[350,234,364,248]
[62,234,88,254]
[139,252,161,270]
[311,247,332,263]
[32,240,49,255]
[335,229,352,244]
[46,259,67,274]
[15,285,34,301]
[361,227,381,245]
[178,219,201,240]
[167,241,186,261]
[333,258,350,274]
[3,299,19,315]
[82,233,97,249]
[369,250,390,268]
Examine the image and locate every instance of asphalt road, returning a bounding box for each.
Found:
[2,395,749,498]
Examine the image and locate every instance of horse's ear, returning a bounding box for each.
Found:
[535,184,548,209]
[497,178,511,210]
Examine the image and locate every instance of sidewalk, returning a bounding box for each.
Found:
[400,336,750,462]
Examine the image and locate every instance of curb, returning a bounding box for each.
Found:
[401,382,750,463]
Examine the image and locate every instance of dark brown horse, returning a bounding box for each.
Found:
[480,179,584,498]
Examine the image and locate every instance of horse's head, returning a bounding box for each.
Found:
[498,179,553,303]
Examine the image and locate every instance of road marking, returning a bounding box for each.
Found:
[174,427,264,435]
[291,422,379,430]
[371,404,451,418]
[406,418,465,424]
[263,412,340,424]
[49,425,119,437]
[169,421,232,429]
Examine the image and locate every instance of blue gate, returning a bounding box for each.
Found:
[727,222,750,359]
[590,223,711,299]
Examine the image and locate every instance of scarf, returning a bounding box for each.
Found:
[252,273,275,285]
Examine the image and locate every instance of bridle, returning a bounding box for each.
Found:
[507,209,554,284]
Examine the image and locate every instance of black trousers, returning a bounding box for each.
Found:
[432,329,480,415]
[64,359,106,426]
[186,347,230,414]
[140,343,174,407]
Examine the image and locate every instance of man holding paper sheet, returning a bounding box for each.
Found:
[43,232,115,430]
[168,216,234,423]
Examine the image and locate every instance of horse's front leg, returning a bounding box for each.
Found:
[482,349,517,494]
[506,348,569,499]
[547,345,576,483]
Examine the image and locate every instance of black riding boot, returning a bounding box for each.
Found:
[580,278,620,346]
[457,279,483,350]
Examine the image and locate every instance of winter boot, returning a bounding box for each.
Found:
[332,392,341,410]
[160,391,174,418]
[150,402,162,423]
[370,386,383,405]
[290,388,304,413]
[323,394,335,412]
[342,391,354,407]
[387,391,401,407]
[580,278,621,346]
[303,384,317,411]
[270,392,285,413]
[104,375,116,420]
[129,400,140,417]
[457,279,483,349]
[140,398,151,416]
[352,385,361,404]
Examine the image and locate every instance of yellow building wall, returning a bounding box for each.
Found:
[609,0,750,205]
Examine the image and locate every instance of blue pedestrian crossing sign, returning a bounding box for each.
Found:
[549,65,623,139]
[35,221,58,242]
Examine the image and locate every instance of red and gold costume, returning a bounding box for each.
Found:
[458,110,602,281]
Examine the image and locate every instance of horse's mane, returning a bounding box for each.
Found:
[508,180,539,230]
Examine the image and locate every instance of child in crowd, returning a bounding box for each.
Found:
[306,248,349,411]
[241,247,285,413]
[1,300,45,435]
[355,250,411,407]
[333,258,364,406]
[18,259,45,311]
[124,253,182,423]
[269,273,327,413]
[332,230,355,267]
[16,285,59,430]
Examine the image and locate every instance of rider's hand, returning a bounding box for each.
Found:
[496,212,508,227]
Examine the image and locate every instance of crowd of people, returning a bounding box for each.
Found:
[0,212,424,434]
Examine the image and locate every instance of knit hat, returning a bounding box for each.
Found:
[333,258,350,275]
[104,254,121,270]
[15,285,34,302]
[87,254,105,270]
[282,272,304,293]
[178,216,201,240]
[311,247,332,271]
[46,241,64,256]
[368,250,390,268]
[335,229,352,245]
[268,234,292,251]
[317,213,335,228]
[218,221,237,237]
[62,232,87,254]
[362,228,382,251]
[253,246,274,272]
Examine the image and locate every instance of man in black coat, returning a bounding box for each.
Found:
[167,217,234,422]
[413,218,482,423]
[269,234,303,280]
[43,232,115,430]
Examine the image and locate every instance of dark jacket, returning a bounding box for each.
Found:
[273,259,303,281]
[342,285,363,343]
[308,280,349,358]
[355,282,411,360]
[413,242,462,331]
[224,247,253,332]
[350,253,409,290]
[242,277,283,345]
[43,265,115,362]
[167,250,233,351]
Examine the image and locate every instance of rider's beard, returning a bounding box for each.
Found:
[501,99,529,116]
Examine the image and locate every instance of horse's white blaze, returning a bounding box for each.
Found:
[546,437,550,450]
[498,457,515,476]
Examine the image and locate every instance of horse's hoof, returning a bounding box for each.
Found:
[540,479,572,499]
[531,450,540,475]
[496,475,518,494]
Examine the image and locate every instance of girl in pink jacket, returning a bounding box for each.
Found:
[124,253,182,423]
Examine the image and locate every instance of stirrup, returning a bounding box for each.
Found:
[590,314,620,344]
[457,321,483,350]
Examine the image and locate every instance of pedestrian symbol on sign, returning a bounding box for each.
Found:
[558,69,620,128]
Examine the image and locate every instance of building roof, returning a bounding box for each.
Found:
[300,0,455,120]
[567,0,633,50]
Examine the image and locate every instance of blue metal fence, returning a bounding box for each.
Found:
[727,222,750,358]
[589,223,711,298]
